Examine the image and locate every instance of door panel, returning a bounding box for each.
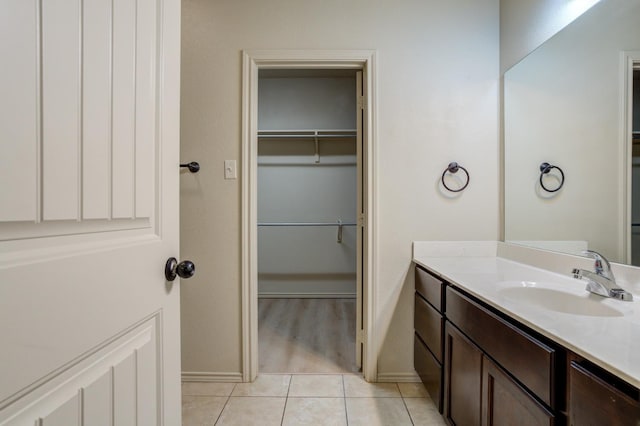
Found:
[0,1,38,222]
[1,317,159,424]
[42,396,79,426]
[0,0,181,423]
[83,371,112,426]
[112,0,137,219]
[41,0,81,221]
[83,0,113,220]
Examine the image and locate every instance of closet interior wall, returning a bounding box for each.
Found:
[257,70,357,298]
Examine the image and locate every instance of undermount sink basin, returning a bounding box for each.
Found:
[496,281,628,317]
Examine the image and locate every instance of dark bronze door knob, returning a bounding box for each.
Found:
[165,257,196,281]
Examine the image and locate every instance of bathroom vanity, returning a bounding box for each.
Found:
[413,242,640,425]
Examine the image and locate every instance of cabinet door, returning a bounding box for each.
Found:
[482,356,554,426]
[444,322,482,426]
[569,361,640,425]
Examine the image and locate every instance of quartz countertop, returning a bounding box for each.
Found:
[413,252,640,388]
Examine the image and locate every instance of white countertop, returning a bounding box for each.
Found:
[413,251,640,388]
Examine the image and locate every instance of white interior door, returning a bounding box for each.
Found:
[0,0,182,424]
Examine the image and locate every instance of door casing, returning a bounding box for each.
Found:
[621,51,640,264]
[241,50,378,381]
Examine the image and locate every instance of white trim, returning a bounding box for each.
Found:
[376,372,422,383]
[181,372,243,383]
[241,49,378,383]
[621,51,640,264]
[258,292,356,299]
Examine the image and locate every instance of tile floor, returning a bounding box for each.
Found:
[182,374,446,425]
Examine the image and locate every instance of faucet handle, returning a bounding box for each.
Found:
[610,288,634,301]
[581,250,615,280]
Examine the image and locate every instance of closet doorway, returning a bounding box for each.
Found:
[241,51,376,382]
[257,69,361,373]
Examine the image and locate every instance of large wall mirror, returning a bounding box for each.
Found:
[504,0,640,265]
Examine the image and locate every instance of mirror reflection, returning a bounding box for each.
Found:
[504,0,640,265]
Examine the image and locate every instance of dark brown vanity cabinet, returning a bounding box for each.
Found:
[414,266,445,411]
[568,356,640,425]
[444,287,555,426]
[444,320,554,426]
[414,264,640,426]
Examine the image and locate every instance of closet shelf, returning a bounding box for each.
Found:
[258,129,357,163]
[258,129,357,139]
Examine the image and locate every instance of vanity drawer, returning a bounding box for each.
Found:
[415,334,442,412]
[446,287,556,407]
[415,294,443,362]
[415,265,444,311]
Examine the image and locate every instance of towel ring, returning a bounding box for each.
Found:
[441,162,470,193]
[539,162,564,193]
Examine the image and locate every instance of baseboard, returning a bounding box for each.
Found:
[376,372,421,383]
[258,292,356,299]
[181,372,244,383]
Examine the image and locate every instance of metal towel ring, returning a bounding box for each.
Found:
[441,162,470,193]
[539,162,564,193]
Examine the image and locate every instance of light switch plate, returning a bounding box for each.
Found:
[224,160,237,179]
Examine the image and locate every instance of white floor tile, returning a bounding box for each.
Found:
[216,397,286,426]
[283,397,347,426]
[182,382,236,397]
[404,397,447,425]
[398,382,428,398]
[181,396,227,426]
[181,375,437,426]
[231,374,291,397]
[289,375,344,397]
[345,397,413,426]
[343,375,401,397]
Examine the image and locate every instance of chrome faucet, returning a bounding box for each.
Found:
[572,250,633,301]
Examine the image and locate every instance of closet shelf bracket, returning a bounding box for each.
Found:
[314,131,320,163]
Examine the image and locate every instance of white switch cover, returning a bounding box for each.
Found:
[224,160,237,179]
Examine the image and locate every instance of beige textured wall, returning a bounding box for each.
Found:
[180,0,500,379]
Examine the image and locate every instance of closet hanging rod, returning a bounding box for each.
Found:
[258,222,357,227]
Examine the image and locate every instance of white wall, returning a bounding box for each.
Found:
[504,0,640,264]
[258,76,358,297]
[500,0,600,72]
[180,0,499,379]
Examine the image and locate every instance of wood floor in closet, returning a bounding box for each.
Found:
[258,298,359,374]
